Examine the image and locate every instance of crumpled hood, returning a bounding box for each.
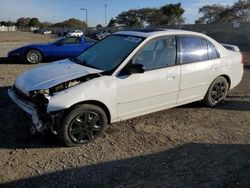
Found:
[14,59,102,95]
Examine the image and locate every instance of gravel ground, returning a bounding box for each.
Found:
[0,32,250,188]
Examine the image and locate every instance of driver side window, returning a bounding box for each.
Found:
[132,36,176,71]
[59,37,81,45]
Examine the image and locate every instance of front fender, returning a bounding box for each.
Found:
[47,76,119,122]
[24,44,51,58]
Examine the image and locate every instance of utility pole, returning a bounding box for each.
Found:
[80,8,88,28]
[105,4,107,27]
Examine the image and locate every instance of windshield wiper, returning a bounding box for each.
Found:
[69,57,82,64]
[69,57,100,70]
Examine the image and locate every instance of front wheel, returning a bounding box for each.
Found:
[60,104,108,147]
[203,76,229,107]
[26,49,42,64]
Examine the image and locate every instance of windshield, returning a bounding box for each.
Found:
[52,37,65,44]
[76,35,144,71]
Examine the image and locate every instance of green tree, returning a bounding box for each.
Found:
[0,21,7,26]
[160,3,185,25]
[54,18,87,29]
[116,9,143,27]
[197,0,250,24]
[6,21,16,26]
[107,18,117,27]
[147,9,166,26]
[16,17,31,27]
[232,0,250,22]
[115,3,185,27]
[40,22,52,28]
[197,4,226,24]
[29,18,40,27]
[96,24,103,28]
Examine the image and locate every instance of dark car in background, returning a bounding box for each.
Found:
[88,30,111,41]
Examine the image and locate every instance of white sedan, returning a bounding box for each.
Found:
[42,30,52,35]
[8,29,244,146]
[67,30,84,37]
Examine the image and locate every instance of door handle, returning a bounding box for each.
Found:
[167,73,177,80]
[211,65,219,70]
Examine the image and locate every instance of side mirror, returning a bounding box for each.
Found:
[126,63,145,74]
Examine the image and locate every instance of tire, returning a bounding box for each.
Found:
[203,76,229,107]
[25,49,42,64]
[60,104,108,147]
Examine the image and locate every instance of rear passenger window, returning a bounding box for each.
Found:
[180,36,209,64]
[208,42,219,59]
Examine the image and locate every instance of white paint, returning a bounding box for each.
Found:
[9,30,244,126]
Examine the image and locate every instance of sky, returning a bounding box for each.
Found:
[0,0,237,26]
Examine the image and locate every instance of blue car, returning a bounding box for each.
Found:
[8,36,96,64]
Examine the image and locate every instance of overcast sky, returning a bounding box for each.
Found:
[0,0,236,26]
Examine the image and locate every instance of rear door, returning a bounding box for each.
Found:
[178,35,221,105]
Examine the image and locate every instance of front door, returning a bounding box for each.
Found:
[117,36,181,120]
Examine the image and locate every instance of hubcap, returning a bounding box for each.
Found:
[211,82,226,103]
[27,51,40,63]
[69,112,102,144]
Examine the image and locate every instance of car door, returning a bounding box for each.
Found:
[117,36,181,120]
[51,37,84,58]
[178,35,221,105]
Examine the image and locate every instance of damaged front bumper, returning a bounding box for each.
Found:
[8,88,52,133]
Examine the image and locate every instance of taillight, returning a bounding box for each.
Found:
[240,53,243,64]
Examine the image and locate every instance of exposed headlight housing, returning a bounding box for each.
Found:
[27,89,50,114]
[29,89,50,97]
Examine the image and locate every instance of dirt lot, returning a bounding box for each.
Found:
[0,32,250,187]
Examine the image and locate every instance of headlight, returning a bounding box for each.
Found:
[29,89,50,97]
[38,89,50,95]
[8,51,21,57]
[11,52,21,56]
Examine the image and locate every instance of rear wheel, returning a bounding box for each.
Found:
[60,104,108,147]
[26,49,42,64]
[204,76,229,107]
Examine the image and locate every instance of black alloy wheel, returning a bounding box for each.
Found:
[61,104,108,146]
[69,112,102,144]
[210,82,227,103]
[204,76,229,107]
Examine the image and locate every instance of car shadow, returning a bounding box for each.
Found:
[244,64,250,70]
[0,57,18,64]
[179,95,250,112]
[217,95,250,111]
[0,86,63,149]
[1,143,250,187]
[182,100,250,112]
[0,84,249,149]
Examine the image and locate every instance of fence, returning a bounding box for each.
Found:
[165,22,250,47]
[0,26,17,32]
[1,22,249,46]
[97,22,250,47]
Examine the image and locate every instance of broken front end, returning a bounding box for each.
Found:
[8,73,101,134]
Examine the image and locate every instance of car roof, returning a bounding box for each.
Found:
[114,29,205,38]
